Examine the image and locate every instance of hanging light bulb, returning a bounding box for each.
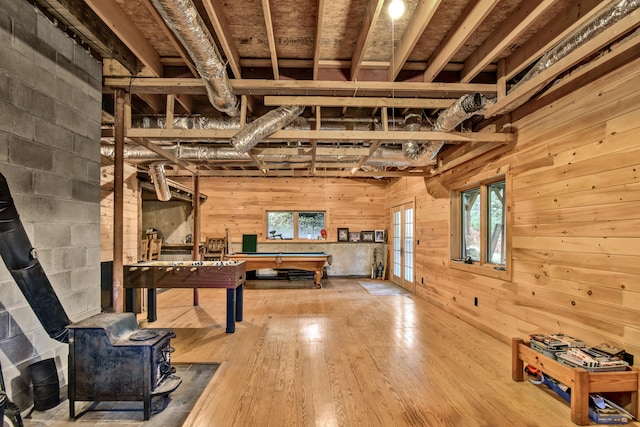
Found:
[388,0,405,20]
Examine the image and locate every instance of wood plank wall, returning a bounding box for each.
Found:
[387,55,640,357]
[100,163,140,263]
[175,177,388,243]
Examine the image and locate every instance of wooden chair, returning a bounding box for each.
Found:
[203,237,226,260]
[140,239,150,261]
[148,238,162,261]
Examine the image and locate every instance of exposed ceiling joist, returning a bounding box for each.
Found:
[350,0,384,80]
[84,0,164,77]
[141,0,198,77]
[261,0,279,80]
[129,137,198,174]
[47,0,637,179]
[388,0,443,81]
[263,96,456,109]
[312,0,325,80]
[103,77,497,97]
[124,128,514,144]
[460,0,557,83]
[424,0,501,82]
[486,6,640,116]
[167,169,432,178]
[201,0,242,79]
[504,0,605,80]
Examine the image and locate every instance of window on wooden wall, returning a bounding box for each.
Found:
[266,211,326,240]
[451,176,510,280]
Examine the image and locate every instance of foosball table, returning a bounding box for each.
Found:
[123,260,246,333]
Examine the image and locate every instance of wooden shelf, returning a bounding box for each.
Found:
[512,338,639,425]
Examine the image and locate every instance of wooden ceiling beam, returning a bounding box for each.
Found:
[84,0,164,77]
[201,0,242,79]
[486,7,640,116]
[167,169,431,178]
[533,27,640,105]
[261,0,280,80]
[125,128,514,144]
[312,0,326,80]
[460,0,558,83]
[239,58,488,72]
[504,0,605,81]
[388,0,443,81]
[104,77,497,97]
[33,0,138,74]
[351,0,385,80]
[129,137,198,174]
[423,0,500,82]
[137,93,165,113]
[264,96,456,109]
[141,0,198,77]
[431,142,499,175]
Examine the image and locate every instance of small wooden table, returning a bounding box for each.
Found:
[512,337,639,425]
[226,251,332,288]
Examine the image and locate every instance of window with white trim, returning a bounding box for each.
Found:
[266,211,326,240]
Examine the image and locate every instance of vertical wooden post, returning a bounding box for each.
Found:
[166,94,175,129]
[511,338,524,381]
[497,59,507,101]
[570,368,590,425]
[112,89,126,312]
[192,173,200,306]
[631,383,639,424]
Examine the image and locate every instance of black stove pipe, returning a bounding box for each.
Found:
[0,173,71,343]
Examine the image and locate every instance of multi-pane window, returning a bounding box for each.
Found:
[487,181,506,264]
[454,178,507,271]
[267,211,325,240]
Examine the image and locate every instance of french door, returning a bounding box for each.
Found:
[391,201,415,292]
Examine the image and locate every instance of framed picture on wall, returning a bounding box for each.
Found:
[337,228,349,242]
[374,229,385,243]
[361,231,374,242]
[348,232,361,242]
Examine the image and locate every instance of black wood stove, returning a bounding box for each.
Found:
[67,313,181,420]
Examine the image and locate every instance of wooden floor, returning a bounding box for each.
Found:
[141,278,596,427]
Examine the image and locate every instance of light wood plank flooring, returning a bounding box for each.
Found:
[142,278,599,427]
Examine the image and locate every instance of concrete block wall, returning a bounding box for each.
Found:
[0,0,102,410]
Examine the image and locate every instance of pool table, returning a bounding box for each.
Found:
[226,252,332,288]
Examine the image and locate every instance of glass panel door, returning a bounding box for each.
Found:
[404,207,414,284]
[391,201,415,292]
[393,209,402,280]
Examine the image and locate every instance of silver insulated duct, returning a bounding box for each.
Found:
[402,113,423,160]
[231,105,305,154]
[101,143,252,161]
[511,0,640,92]
[433,93,487,132]
[150,0,240,117]
[398,93,486,162]
[149,162,172,201]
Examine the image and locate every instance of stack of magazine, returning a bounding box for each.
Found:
[529,333,629,371]
[556,347,629,372]
[529,333,585,359]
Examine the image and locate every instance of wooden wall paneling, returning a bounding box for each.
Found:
[513,147,640,196]
[513,259,640,294]
[177,177,388,242]
[513,57,640,137]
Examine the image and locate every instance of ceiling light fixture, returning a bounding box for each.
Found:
[388,0,405,20]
